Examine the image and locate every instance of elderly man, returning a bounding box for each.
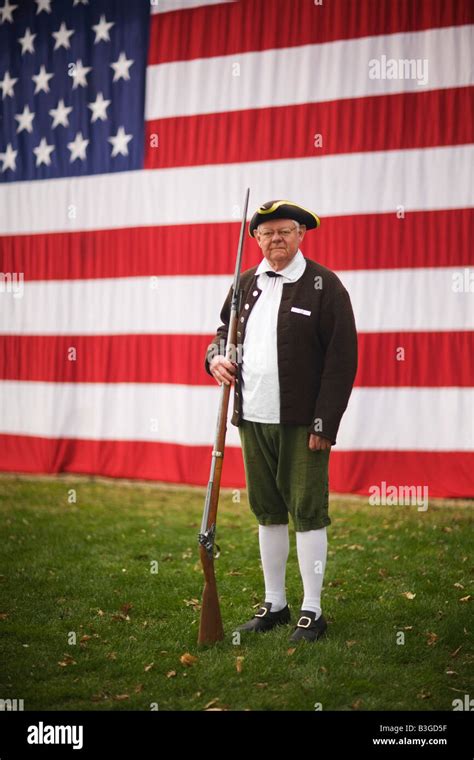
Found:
[205,200,358,643]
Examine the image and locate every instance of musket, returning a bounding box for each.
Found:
[197,188,250,645]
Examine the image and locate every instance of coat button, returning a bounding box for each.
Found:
[244,303,249,310]
[252,290,258,296]
[240,317,244,322]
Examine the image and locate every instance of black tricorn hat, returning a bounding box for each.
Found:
[249,199,321,237]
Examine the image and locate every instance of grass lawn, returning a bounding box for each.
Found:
[0,474,472,712]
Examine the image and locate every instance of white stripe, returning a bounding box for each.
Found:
[337,388,474,451]
[1,146,472,235]
[146,26,474,119]
[0,382,472,451]
[150,0,235,13]
[0,268,472,335]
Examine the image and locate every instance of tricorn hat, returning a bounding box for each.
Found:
[249,199,320,237]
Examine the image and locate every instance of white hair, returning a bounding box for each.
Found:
[257,219,301,233]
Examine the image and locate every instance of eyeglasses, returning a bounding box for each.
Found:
[257,226,298,240]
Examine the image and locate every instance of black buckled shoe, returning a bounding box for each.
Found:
[289,610,327,642]
[235,602,291,633]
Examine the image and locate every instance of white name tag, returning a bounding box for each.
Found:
[291,307,311,316]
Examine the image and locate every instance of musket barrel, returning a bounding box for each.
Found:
[197,189,250,645]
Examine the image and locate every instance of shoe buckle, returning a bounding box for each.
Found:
[297,615,313,628]
[255,606,269,618]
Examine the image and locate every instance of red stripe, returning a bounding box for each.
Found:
[145,88,474,169]
[0,435,472,497]
[148,0,474,65]
[1,332,472,387]
[1,209,472,280]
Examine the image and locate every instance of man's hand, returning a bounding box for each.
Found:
[309,434,332,451]
[209,355,237,386]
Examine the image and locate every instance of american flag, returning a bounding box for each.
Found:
[0,0,473,497]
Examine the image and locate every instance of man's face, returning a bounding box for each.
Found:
[255,218,306,270]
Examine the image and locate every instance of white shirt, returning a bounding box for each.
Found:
[241,249,307,423]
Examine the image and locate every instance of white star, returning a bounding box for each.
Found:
[87,91,110,123]
[92,14,114,43]
[70,59,92,89]
[0,70,18,99]
[18,27,36,54]
[52,21,74,51]
[14,104,35,133]
[108,126,132,157]
[33,137,55,167]
[49,98,72,128]
[35,0,52,14]
[67,131,89,162]
[32,64,53,94]
[110,52,134,82]
[73,0,88,5]
[0,1,17,24]
[0,143,17,172]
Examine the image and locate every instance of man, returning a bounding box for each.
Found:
[204,200,358,643]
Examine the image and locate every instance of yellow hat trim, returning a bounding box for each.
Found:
[257,200,320,227]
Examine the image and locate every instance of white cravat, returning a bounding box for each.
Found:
[241,250,306,423]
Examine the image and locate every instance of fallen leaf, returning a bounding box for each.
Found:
[80,634,92,643]
[459,595,471,603]
[454,583,464,589]
[426,632,438,646]
[113,694,129,701]
[236,656,244,673]
[144,662,154,672]
[58,654,76,667]
[402,592,416,600]
[111,613,130,622]
[346,640,357,648]
[0,612,9,620]
[450,645,462,658]
[106,652,117,660]
[91,694,106,702]
[255,683,268,688]
[445,670,458,676]
[204,698,219,709]
[417,689,431,699]
[134,684,144,693]
[180,653,198,667]
[121,603,133,615]
[183,598,201,610]
[348,544,365,551]
[287,647,296,656]
[351,699,363,710]
[166,670,177,678]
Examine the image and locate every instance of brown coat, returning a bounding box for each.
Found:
[204,257,358,445]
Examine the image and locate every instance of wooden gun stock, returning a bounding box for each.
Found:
[198,189,250,645]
